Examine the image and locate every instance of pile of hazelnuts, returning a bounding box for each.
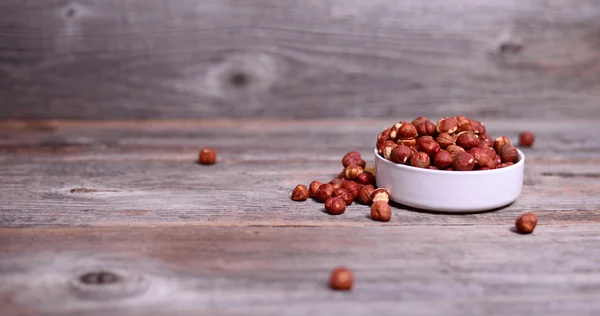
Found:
[291,151,393,222]
[376,116,528,171]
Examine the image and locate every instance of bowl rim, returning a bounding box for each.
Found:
[374,148,525,175]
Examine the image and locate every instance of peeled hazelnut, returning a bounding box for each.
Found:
[341,180,362,199]
[397,137,417,147]
[498,162,514,168]
[308,180,322,198]
[377,128,391,143]
[456,132,479,150]
[329,266,353,291]
[370,201,392,222]
[390,145,412,164]
[417,136,440,157]
[411,116,430,127]
[315,183,335,202]
[357,184,375,205]
[446,144,466,157]
[494,136,511,153]
[500,145,519,163]
[291,185,309,201]
[344,164,364,180]
[515,213,537,234]
[370,188,390,203]
[410,151,431,169]
[333,188,354,206]
[325,196,347,215]
[355,172,376,186]
[434,150,453,169]
[436,133,456,149]
[416,120,437,136]
[436,117,458,134]
[342,151,366,168]
[519,131,535,147]
[382,143,398,160]
[199,148,217,165]
[452,152,475,171]
[329,178,343,190]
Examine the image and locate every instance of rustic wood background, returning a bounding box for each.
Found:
[1,1,600,315]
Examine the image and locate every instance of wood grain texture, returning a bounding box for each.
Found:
[1,226,600,316]
[2,1,600,119]
[0,119,598,227]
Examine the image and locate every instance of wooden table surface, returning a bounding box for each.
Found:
[1,118,599,315]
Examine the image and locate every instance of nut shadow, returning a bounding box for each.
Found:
[388,200,514,215]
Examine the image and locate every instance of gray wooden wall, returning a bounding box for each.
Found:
[1,0,599,120]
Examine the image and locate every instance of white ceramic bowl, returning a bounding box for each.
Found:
[374,148,525,212]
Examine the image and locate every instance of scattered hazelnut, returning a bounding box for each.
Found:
[341,180,362,200]
[452,152,475,171]
[199,148,217,165]
[342,151,366,168]
[446,144,466,157]
[434,150,453,169]
[436,133,456,149]
[416,120,437,136]
[500,145,519,163]
[344,164,364,180]
[308,181,322,198]
[325,196,347,215]
[370,201,392,222]
[397,137,417,147]
[291,185,309,201]
[357,185,375,205]
[436,117,458,134]
[498,162,514,168]
[333,188,354,206]
[417,136,440,157]
[329,267,353,291]
[515,213,537,234]
[390,145,412,164]
[456,132,479,150]
[355,172,376,186]
[315,183,335,203]
[410,151,431,169]
[329,178,343,190]
[370,188,390,203]
[494,136,511,153]
[519,131,535,147]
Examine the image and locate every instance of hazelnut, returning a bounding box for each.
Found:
[416,120,437,136]
[436,133,456,149]
[456,132,479,150]
[478,133,494,148]
[325,196,346,215]
[417,136,440,157]
[377,128,391,143]
[469,147,496,168]
[446,144,466,157]
[456,121,476,134]
[342,151,366,168]
[390,145,412,164]
[370,201,392,222]
[494,154,502,166]
[515,213,537,234]
[498,162,514,168]
[452,152,475,171]
[397,137,417,147]
[291,185,309,201]
[434,150,453,169]
[428,166,439,170]
[471,120,486,134]
[382,143,398,160]
[329,178,343,190]
[411,116,430,127]
[370,188,390,203]
[500,145,519,163]
[377,140,396,156]
[454,116,471,126]
[333,188,354,206]
[357,184,375,205]
[329,267,353,291]
[344,164,364,180]
[436,117,458,134]
[494,136,511,153]
[308,180,322,197]
[355,172,376,186]
[315,183,335,202]
[199,148,217,165]
[390,121,418,140]
[337,171,346,180]
[519,131,535,147]
[410,151,431,169]
[341,180,362,199]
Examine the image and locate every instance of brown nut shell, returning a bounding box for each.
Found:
[371,201,392,222]
[291,185,309,201]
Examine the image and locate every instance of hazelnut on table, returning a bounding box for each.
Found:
[515,213,537,234]
[291,185,308,201]
[198,148,217,165]
[329,267,354,291]
[371,201,392,222]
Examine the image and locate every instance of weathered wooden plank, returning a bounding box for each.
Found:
[1,226,599,315]
[0,119,598,227]
[1,1,600,119]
